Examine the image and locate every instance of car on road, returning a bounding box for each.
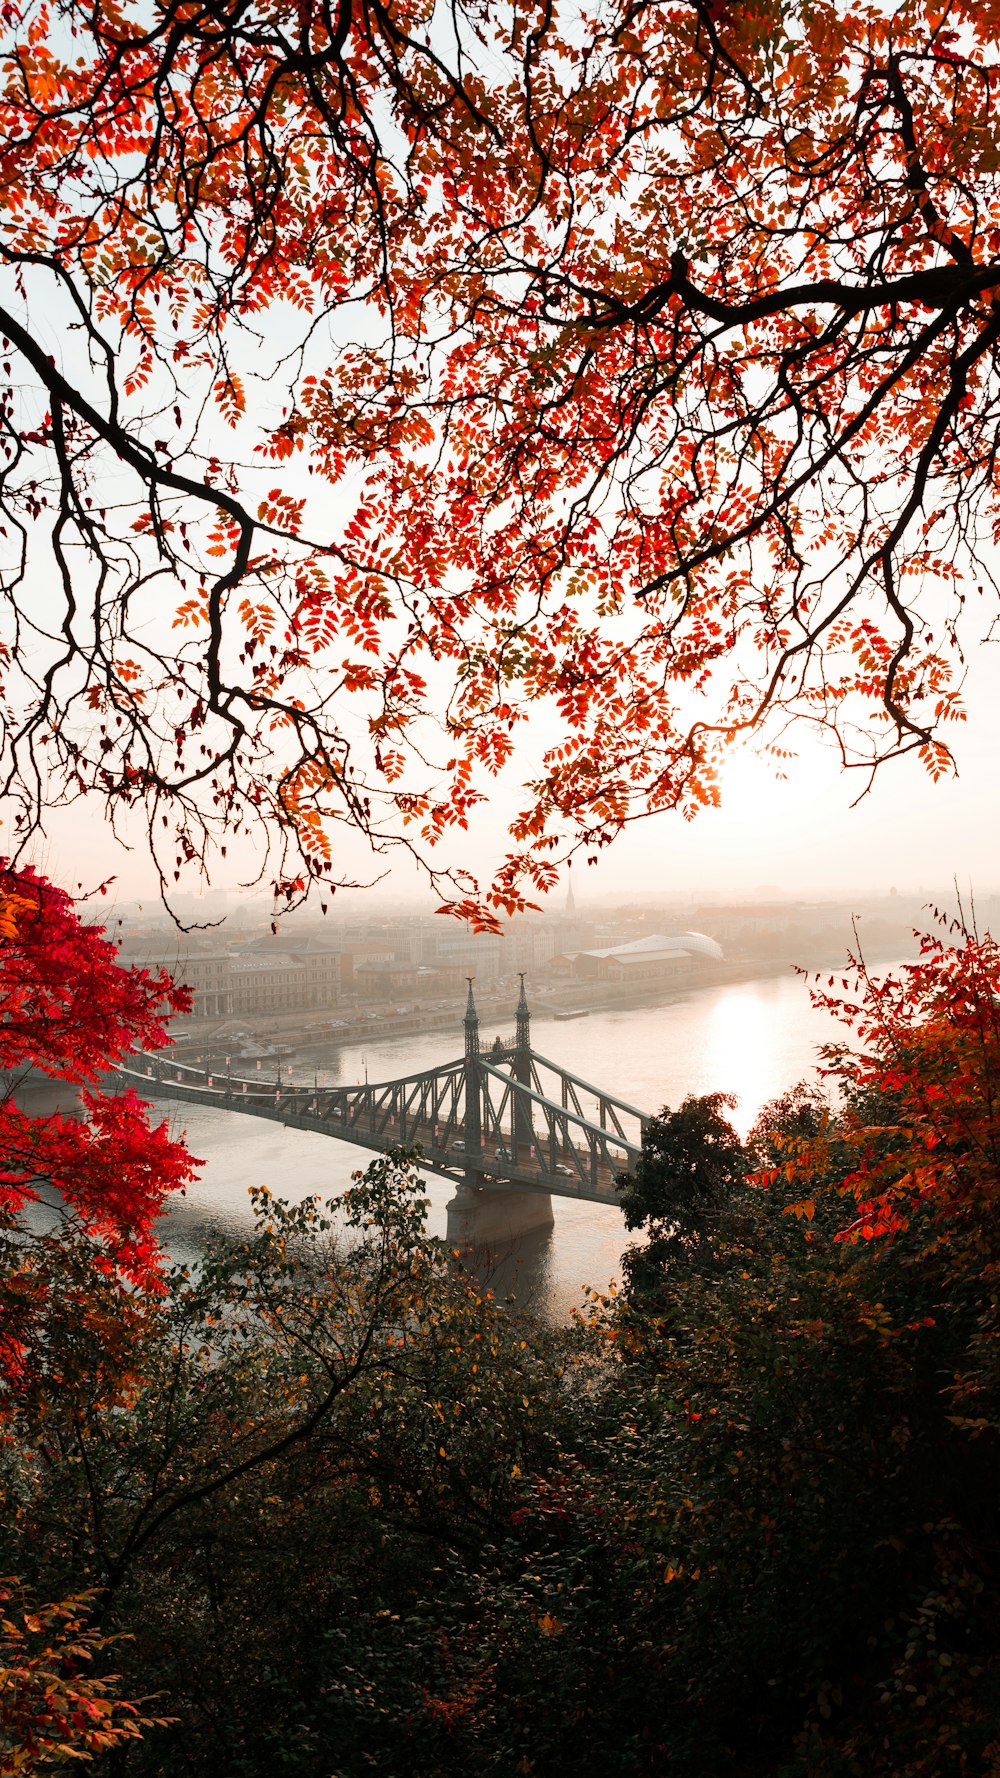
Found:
[554,1163,577,1178]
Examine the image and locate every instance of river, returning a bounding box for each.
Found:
[159,960,906,1320]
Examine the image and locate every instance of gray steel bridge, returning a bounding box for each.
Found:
[117,981,650,1210]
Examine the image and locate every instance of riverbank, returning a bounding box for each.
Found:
[173,935,918,1064]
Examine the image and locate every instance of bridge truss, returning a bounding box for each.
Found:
[118,980,649,1207]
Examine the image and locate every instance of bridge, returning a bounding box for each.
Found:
[118,980,651,1242]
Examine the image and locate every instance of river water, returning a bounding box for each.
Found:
[159,962,904,1320]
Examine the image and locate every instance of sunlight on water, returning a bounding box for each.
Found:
[704,990,780,1134]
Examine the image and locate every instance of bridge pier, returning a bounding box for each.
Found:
[445,1182,555,1247]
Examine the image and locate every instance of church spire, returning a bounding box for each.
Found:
[565,871,577,918]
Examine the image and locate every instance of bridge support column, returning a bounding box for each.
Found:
[445,1183,555,1247]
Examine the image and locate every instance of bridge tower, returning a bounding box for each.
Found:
[512,974,533,1162]
[445,973,554,1246]
[463,978,482,1157]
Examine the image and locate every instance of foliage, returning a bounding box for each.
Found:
[425,922,1000,1776]
[2,2,1000,917]
[0,1580,169,1774]
[749,1078,829,1166]
[616,1090,750,1300]
[587,921,1000,1775]
[792,914,1000,1250]
[0,863,194,1284]
[8,895,1000,1774]
[0,1152,583,1775]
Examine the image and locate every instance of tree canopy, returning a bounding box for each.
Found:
[2,0,998,918]
[616,1090,749,1299]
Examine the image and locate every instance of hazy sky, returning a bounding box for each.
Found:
[22,627,999,914]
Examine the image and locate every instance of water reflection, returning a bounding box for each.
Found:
[699,983,819,1136]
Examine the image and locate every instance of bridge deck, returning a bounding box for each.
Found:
[117,1055,638,1209]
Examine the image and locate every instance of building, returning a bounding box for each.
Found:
[121,937,353,1022]
[566,931,724,985]
[178,951,235,1019]
[418,929,504,984]
[227,952,307,1015]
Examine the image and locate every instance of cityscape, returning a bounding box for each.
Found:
[110,882,965,1052]
[108,878,967,1038]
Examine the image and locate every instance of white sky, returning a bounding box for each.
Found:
[20,626,998,912]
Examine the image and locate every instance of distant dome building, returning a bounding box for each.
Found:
[676,931,725,961]
[560,930,724,986]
